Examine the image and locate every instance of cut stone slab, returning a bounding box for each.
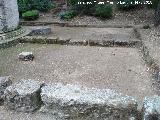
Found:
[18,52,34,61]
[143,96,160,120]
[41,83,138,120]
[4,79,42,112]
[29,26,51,35]
[0,76,12,104]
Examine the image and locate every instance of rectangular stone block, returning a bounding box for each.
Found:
[29,26,51,36]
[18,52,34,61]
[4,79,42,112]
[143,96,160,120]
[0,76,12,104]
[40,83,138,120]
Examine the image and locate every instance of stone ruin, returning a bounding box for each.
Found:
[1,77,160,120]
[0,0,19,33]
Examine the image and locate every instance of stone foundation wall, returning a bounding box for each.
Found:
[0,78,160,120]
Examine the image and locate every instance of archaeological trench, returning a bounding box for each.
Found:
[1,0,160,120]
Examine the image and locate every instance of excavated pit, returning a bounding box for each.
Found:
[0,43,155,106]
[0,27,158,119]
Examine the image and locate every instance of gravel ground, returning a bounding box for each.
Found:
[0,43,155,105]
[140,27,160,66]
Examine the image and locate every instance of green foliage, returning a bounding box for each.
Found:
[66,0,113,19]
[149,0,160,9]
[117,0,142,10]
[31,0,54,12]
[154,1,160,26]
[59,10,76,20]
[18,0,54,13]
[67,0,96,15]
[22,10,39,20]
[67,0,78,6]
[95,5,113,18]
[17,0,31,13]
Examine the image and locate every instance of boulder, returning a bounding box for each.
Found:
[4,79,42,112]
[18,52,34,61]
[143,96,160,120]
[40,83,138,120]
[0,76,12,104]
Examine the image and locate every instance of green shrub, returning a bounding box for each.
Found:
[149,0,160,9]
[67,0,78,6]
[22,10,39,20]
[95,5,113,18]
[18,0,54,13]
[59,10,76,20]
[31,0,54,12]
[117,0,142,10]
[67,0,96,15]
[17,0,32,13]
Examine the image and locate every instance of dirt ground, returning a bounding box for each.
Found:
[0,43,155,105]
[26,25,138,44]
[139,27,160,65]
[0,3,159,119]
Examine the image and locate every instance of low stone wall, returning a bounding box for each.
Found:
[19,35,140,48]
[0,27,31,49]
[0,78,160,120]
[40,83,138,120]
[4,79,42,112]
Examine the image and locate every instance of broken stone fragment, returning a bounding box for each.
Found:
[18,52,34,61]
[0,76,12,105]
[143,96,160,120]
[40,83,138,120]
[4,79,42,112]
